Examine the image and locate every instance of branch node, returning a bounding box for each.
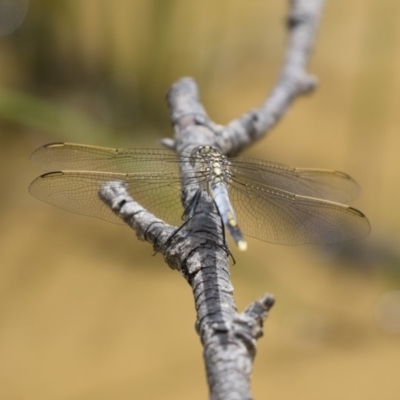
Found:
[299,74,318,94]
[159,137,176,149]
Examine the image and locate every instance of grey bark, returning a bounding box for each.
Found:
[99,0,324,398]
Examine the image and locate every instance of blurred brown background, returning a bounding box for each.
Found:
[1,0,400,399]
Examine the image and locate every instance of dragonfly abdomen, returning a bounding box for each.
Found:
[211,182,247,251]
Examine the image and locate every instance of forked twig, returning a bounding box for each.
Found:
[100,1,324,398]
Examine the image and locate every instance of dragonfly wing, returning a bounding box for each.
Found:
[31,142,181,175]
[230,158,361,204]
[229,180,370,245]
[29,171,184,226]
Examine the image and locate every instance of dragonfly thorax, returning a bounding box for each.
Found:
[190,146,232,191]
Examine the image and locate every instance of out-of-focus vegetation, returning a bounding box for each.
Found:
[0,1,399,399]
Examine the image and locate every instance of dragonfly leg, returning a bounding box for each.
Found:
[158,190,202,252]
[159,217,192,253]
[182,189,201,220]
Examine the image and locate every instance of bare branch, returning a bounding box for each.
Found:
[220,0,323,155]
[164,0,323,157]
[99,182,175,254]
[100,1,324,399]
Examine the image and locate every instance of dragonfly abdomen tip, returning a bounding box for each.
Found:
[238,240,248,251]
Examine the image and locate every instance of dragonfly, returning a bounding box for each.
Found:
[29,142,370,250]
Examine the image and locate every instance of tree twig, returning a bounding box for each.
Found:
[99,1,324,398]
[216,0,324,156]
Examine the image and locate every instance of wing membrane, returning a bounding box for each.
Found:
[231,157,361,204]
[229,180,370,245]
[29,171,184,226]
[31,142,182,175]
[30,142,370,245]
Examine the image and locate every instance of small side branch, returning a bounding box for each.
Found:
[200,294,275,400]
[99,182,175,254]
[164,0,324,156]
[221,0,324,155]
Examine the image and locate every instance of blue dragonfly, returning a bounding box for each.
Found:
[30,143,370,250]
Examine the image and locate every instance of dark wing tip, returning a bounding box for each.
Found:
[29,171,64,196]
[348,206,366,218]
[348,206,371,237]
[332,170,353,180]
[42,142,66,148]
[31,142,64,161]
[39,171,65,178]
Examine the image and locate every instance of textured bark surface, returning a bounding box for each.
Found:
[100,1,324,398]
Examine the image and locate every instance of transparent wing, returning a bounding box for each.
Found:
[32,143,361,203]
[230,157,361,204]
[31,142,182,174]
[229,180,370,245]
[30,143,369,244]
[29,171,185,226]
[29,143,212,226]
